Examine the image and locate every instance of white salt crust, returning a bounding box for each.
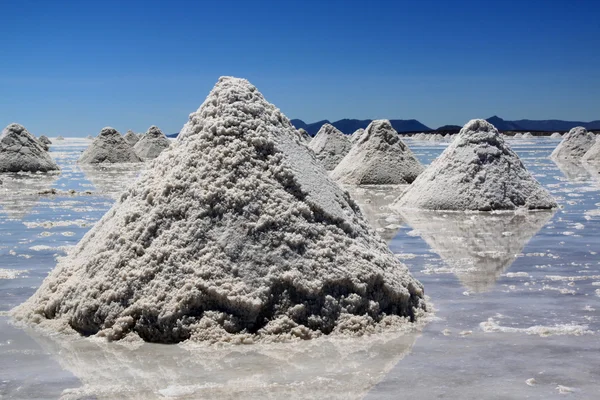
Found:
[551,126,595,160]
[79,127,143,164]
[394,119,557,211]
[0,124,59,172]
[14,77,426,343]
[331,120,424,185]
[133,126,171,159]
[308,124,352,170]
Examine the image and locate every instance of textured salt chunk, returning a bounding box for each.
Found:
[297,128,311,142]
[0,124,60,172]
[550,132,562,139]
[350,128,365,143]
[582,138,600,163]
[308,124,352,170]
[14,76,426,343]
[394,119,557,211]
[550,126,595,160]
[133,126,171,159]
[79,127,142,164]
[331,120,424,185]
[123,130,140,146]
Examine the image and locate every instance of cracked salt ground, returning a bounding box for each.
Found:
[1,136,600,398]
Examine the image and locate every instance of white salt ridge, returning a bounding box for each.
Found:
[0,124,60,173]
[14,76,426,343]
[551,126,595,160]
[123,130,139,146]
[133,126,171,160]
[394,119,557,211]
[350,128,365,143]
[308,123,352,170]
[331,120,424,185]
[79,127,142,164]
[480,318,592,337]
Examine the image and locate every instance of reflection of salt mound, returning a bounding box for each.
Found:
[123,130,139,146]
[0,173,59,219]
[395,119,556,211]
[133,126,170,159]
[550,132,562,139]
[350,128,365,143]
[79,127,142,164]
[553,159,591,181]
[345,185,406,243]
[298,128,311,142]
[308,124,352,170]
[27,327,417,400]
[582,138,600,163]
[400,209,555,293]
[0,124,59,172]
[551,126,595,160]
[15,77,425,343]
[79,163,145,199]
[331,120,424,185]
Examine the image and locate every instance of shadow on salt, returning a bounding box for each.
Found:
[24,326,419,399]
[398,209,556,293]
[0,173,59,220]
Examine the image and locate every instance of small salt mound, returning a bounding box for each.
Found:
[133,126,171,160]
[513,133,523,139]
[331,120,424,185]
[582,138,600,163]
[86,135,94,140]
[79,127,142,164]
[14,76,425,343]
[308,124,352,170]
[350,128,365,143]
[551,126,595,160]
[523,132,533,139]
[0,124,59,173]
[297,128,311,142]
[394,119,557,211]
[123,130,140,146]
[56,136,64,140]
[550,132,562,139]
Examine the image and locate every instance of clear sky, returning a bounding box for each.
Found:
[1,0,599,136]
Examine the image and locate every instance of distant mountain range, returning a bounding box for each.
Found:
[166,116,600,138]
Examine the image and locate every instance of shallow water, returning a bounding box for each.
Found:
[1,137,599,399]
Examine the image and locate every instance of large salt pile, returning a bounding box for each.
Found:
[550,132,562,139]
[394,119,557,211]
[123,130,140,146]
[79,127,142,164]
[331,120,424,185]
[0,124,59,173]
[350,128,365,143]
[133,126,171,160]
[308,123,352,170]
[550,126,595,160]
[14,77,426,343]
[582,138,600,163]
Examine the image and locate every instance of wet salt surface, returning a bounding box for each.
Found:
[1,137,599,399]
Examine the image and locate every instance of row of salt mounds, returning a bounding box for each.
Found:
[13,77,426,344]
[350,128,365,143]
[331,120,424,185]
[550,132,562,139]
[133,126,170,160]
[394,119,557,211]
[551,126,595,160]
[79,127,143,164]
[123,130,140,146]
[0,124,59,173]
[582,136,600,163]
[308,123,352,170]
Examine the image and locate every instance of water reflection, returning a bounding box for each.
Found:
[399,210,555,293]
[79,163,146,199]
[552,159,591,182]
[0,173,59,219]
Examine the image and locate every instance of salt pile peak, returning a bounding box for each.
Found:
[14,76,426,343]
[133,126,171,160]
[350,128,365,143]
[79,127,142,164]
[551,126,595,160]
[331,120,424,185]
[308,123,352,170]
[0,123,59,173]
[394,119,557,211]
[124,130,140,146]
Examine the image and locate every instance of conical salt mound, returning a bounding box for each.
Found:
[331,120,424,185]
[0,124,59,173]
[551,126,595,160]
[123,130,139,146]
[394,119,557,211]
[86,135,94,140]
[14,77,426,343]
[308,123,351,170]
[350,128,365,143]
[550,132,562,139]
[513,133,523,139]
[133,126,171,159]
[523,132,533,139]
[582,138,600,163]
[79,127,142,164]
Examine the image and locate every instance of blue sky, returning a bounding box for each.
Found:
[1,0,599,136]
